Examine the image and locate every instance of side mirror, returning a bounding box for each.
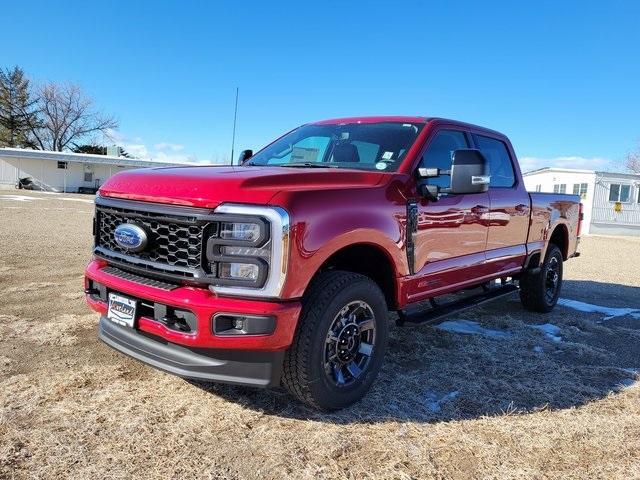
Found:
[416,149,490,199]
[238,149,253,164]
[449,149,490,194]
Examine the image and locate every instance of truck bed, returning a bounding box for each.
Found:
[527,192,581,259]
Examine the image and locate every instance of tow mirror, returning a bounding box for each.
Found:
[449,149,490,194]
[417,149,490,199]
[238,149,253,164]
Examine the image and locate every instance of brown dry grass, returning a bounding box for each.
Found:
[1,190,639,479]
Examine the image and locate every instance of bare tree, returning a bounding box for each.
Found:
[626,143,640,174]
[28,82,117,151]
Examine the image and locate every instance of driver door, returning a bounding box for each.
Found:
[407,129,490,302]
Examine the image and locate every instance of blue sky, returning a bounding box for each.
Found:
[4,1,640,171]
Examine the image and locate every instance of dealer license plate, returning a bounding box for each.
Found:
[107,293,137,328]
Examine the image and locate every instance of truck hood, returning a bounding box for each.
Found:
[98,165,387,208]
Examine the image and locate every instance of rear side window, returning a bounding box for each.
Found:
[420,130,469,188]
[476,135,516,187]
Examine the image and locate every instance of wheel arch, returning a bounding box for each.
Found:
[306,242,399,309]
[549,223,569,260]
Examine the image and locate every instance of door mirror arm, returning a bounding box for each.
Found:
[416,167,451,201]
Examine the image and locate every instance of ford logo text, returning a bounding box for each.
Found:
[113,224,148,252]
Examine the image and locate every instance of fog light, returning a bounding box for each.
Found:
[233,318,245,330]
[212,314,276,335]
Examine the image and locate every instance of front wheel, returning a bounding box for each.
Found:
[282,271,389,410]
[520,244,563,313]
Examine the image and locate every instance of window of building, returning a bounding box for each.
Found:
[475,135,516,187]
[638,187,640,203]
[572,183,588,199]
[553,184,566,194]
[609,183,631,202]
[57,161,68,169]
[535,184,542,192]
[419,130,469,189]
[84,172,93,182]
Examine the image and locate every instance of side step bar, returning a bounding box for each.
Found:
[396,283,519,326]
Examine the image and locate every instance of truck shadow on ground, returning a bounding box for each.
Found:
[192,280,640,423]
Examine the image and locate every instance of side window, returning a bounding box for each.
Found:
[420,130,469,188]
[476,135,516,188]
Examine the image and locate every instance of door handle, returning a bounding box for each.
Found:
[515,203,528,212]
[471,205,489,215]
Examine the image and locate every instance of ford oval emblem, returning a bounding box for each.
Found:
[113,224,148,252]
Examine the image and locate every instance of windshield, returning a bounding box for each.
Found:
[245,121,425,172]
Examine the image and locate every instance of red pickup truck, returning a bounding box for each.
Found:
[85,116,581,410]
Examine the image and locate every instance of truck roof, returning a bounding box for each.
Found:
[310,116,506,138]
[311,116,428,125]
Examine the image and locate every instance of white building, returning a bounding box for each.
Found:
[523,167,640,236]
[0,147,183,193]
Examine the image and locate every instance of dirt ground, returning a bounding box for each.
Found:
[1,190,639,480]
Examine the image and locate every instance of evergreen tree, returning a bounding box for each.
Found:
[73,144,107,155]
[0,66,39,147]
[72,144,133,157]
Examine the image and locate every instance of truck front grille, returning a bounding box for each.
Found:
[94,197,219,282]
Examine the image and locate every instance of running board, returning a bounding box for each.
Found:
[396,283,519,326]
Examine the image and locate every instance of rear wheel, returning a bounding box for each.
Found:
[520,244,563,313]
[282,271,388,410]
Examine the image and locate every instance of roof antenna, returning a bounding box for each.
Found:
[230,87,239,166]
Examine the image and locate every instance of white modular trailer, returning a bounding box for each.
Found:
[589,171,640,235]
[0,148,181,193]
[523,167,640,236]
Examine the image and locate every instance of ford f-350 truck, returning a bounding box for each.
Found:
[85,116,581,410]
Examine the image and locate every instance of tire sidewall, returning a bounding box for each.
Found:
[542,245,563,308]
[306,278,388,409]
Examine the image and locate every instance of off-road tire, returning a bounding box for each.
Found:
[282,270,389,410]
[520,244,563,313]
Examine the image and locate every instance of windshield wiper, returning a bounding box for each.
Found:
[280,162,338,168]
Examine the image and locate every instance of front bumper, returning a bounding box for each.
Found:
[99,317,284,387]
[85,260,301,386]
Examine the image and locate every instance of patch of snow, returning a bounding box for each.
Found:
[0,195,40,202]
[618,378,636,388]
[435,320,511,339]
[530,323,563,342]
[425,390,460,413]
[59,197,94,204]
[558,298,640,320]
[533,345,544,353]
[0,194,93,204]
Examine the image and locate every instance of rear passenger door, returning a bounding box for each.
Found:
[473,134,530,276]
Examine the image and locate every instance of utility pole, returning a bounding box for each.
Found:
[230,87,239,165]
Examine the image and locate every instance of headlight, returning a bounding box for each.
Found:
[220,245,271,259]
[220,222,262,242]
[219,262,261,281]
[207,205,289,298]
